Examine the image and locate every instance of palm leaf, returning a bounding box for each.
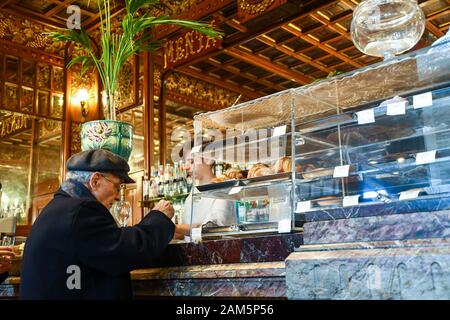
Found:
[139,16,224,39]
[127,0,160,15]
[46,0,223,121]
[66,55,95,74]
[45,28,93,51]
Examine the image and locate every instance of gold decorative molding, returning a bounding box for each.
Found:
[0,114,31,139]
[53,67,64,93]
[116,59,135,110]
[238,0,276,15]
[71,123,82,156]
[152,64,245,110]
[0,12,65,57]
[154,67,162,88]
[162,29,221,69]
[37,63,50,89]
[146,0,204,17]
[164,71,241,109]
[38,119,62,140]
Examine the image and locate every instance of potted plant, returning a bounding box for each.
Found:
[47,0,221,161]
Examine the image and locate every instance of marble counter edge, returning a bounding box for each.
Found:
[131,261,286,281]
[287,241,450,262]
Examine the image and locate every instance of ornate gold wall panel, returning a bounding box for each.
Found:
[238,0,276,15]
[70,122,82,156]
[0,11,65,57]
[0,114,31,139]
[147,0,204,17]
[163,68,242,110]
[38,119,62,141]
[116,60,135,110]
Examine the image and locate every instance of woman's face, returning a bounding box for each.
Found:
[185,152,213,178]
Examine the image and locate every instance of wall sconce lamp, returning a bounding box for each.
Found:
[77,89,90,118]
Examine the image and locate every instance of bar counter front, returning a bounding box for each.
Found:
[3,44,450,300]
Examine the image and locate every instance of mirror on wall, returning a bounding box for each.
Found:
[0,111,32,224]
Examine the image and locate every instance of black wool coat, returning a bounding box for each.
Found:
[20,187,174,300]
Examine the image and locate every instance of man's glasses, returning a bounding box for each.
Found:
[100,174,122,192]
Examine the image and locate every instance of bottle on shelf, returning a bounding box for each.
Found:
[113,185,132,227]
[214,161,224,177]
[180,162,188,194]
[150,167,159,198]
[236,201,247,223]
[164,164,171,196]
[172,163,178,196]
[143,175,150,201]
[158,165,165,197]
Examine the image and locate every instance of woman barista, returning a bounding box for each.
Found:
[174,147,235,240]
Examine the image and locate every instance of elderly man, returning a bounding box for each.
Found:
[20,149,175,300]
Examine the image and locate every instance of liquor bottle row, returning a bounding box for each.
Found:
[143,162,192,199]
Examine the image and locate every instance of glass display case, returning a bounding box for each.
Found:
[189,43,450,241]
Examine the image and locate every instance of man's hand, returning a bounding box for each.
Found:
[0,247,15,274]
[153,200,175,220]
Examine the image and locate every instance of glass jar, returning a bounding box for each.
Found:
[112,185,131,227]
[350,0,425,59]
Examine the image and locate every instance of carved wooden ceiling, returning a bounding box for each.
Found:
[1,0,448,100]
[171,0,449,98]
[0,0,449,109]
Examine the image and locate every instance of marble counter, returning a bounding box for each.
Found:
[286,238,450,300]
[151,233,303,267]
[132,262,287,298]
[303,209,450,245]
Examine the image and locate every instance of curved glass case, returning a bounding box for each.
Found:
[189,43,450,241]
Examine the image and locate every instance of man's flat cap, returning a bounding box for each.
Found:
[67,149,135,183]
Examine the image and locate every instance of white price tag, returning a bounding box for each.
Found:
[386,101,406,116]
[413,92,433,109]
[191,227,202,242]
[193,187,201,194]
[191,145,201,154]
[273,125,287,137]
[343,195,360,207]
[278,219,291,233]
[357,109,375,125]
[228,186,243,195]
[399,190,420,201]
[296,200,311,213]
[416,150,436,165]
[333,165,350,178]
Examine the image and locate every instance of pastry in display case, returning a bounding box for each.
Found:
[187,43,450,241]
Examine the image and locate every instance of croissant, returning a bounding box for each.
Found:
[272,156,302,173]
[224,168,245,180]
[248,163,274,178]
